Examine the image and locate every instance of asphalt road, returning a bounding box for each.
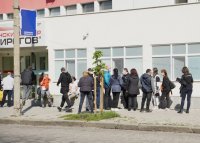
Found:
[0,124,200,143]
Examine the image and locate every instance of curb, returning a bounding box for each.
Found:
[0,118,199,134]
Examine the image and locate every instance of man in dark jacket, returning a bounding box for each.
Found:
[140,69,155,112]
[57,67,72,112]
[21,66,36,106]
[121,68,129,109]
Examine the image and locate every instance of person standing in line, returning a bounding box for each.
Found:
[0,71,2,90]
[104,66,112,110]
[140,69,155,113]
[110,68,123,111]
[176,67,193,114]
[121,68,130,109]
[0,72,14,107]
[160,69,172,111]
[40,72,52,107]
[78,71,94,114]
[127,69,140,111]
[152,68,161,110]
[68,76,79,107]
[86,68,94,111]
[21,66,36,106]
[57,67,72,112]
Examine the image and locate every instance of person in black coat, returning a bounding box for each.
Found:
[78,71,94,114]
[160,69,171,110]
[121,68,129,109]
[127,69,140,111]
[57,67,72,112]
[176,67,193,114]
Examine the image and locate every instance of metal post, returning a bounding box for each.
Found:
[13,0,21,116]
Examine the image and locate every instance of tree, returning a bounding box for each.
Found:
[92,51,106,113]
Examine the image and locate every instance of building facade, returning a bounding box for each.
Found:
[0,0,200,98]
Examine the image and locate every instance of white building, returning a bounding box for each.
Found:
[0,0,200,101]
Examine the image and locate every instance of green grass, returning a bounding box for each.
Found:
[61,111,120,121]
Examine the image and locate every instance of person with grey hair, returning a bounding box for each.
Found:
[0,72,14,107]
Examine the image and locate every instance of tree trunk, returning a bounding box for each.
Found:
[94,76,97,113]
[100,76,104,113]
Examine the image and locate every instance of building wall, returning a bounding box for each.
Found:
[43,3,200,96]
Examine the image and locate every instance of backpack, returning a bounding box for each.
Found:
[169,80,176,90]
[21,70,32,85]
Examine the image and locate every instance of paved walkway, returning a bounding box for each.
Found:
[0,95,200,133]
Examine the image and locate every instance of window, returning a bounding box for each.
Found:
[7,13,13,20]
[188,56,200,80]
[66,5,77,15]
[55,50,64,59]
[96,46,143,75]
[153,57,171,79]
[0,14,3,20]
[152,45,170,55]
[49,7,60,16]
[40,57,46,70]
[82,3,94,13]
[100,0,112,11]
[152,43,200,80]
[54,49,87,80]
[175,0,188,4]
[188,43,200,54]
[37,9,45,18]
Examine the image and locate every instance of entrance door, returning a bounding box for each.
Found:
[3,57,14,73]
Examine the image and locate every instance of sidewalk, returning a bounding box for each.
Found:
[0,95,200,134]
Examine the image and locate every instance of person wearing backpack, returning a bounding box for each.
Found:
[21,66,36,106]
[176,67,193,114]
[110,68,123,111]
[140,69,155,112]
[160,69,173,111]
[57,67,72,112]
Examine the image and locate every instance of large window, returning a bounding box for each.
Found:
[54,49,87,80]
[66,5,77,15]
[49,7,60,16]
[7,13,13,20]
[152,43,200,80]
[82,3,94,13]
[0,14,3,20]
[37,9,45,18]
[99,0,112,11]
[175,0,188,4]
[96,46,143,75]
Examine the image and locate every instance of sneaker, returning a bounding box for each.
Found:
[146,109,152,113]
[128,108,131,111]
[178,110,183,114]
[22,100,26,106]
[140,109,144,113]
[57,107,62,112]
[111,108,115,111]
[186,110,189,114]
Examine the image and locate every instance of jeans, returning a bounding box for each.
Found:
[22,85,32,101]
[112,92,120,108]
[96,87,100,108]
[128,95,137,110]
[104,87,112,109]
[160,92,171,108]
[1,90,13,107]
[86,91,94,110]
[41,89,52,107]
[152,93,160,107]
[79,91,93,113]
[180,90,192,111]
[60,93,71,108]
[141,92,152,110]
[122,90,129,109]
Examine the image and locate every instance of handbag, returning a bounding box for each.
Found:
[0,90,3,102]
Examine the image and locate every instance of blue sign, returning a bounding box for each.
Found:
[21,9,36,36]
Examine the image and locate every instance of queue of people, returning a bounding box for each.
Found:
[0,66,193,115]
